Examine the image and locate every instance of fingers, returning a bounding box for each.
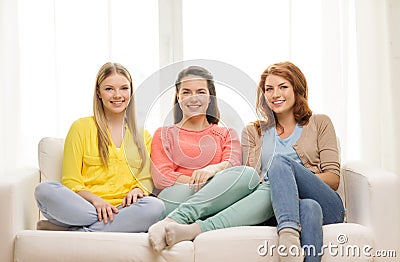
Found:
[112,206,119,214]
[96,207,103,222]
[106,207,114,222]
[190,171,210,192]
[103,208,109,223]
[123,190,145,208]
[96,205,118,223]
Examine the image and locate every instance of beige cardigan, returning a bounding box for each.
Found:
[241,114,340,180]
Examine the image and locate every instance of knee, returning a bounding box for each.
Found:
[300,199,322,221]
[235,166,260,189]
[270,154,290,168]
[268,154,292,178]
[34,181,61,201]
[144,196,166,220]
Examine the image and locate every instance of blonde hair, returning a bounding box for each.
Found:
[93,62,146,171]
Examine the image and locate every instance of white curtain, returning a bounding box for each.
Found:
[182,0,400,175]
[354,0,400,174]
[0,0,21,175]
[0,0,399,175]
[0,0,159,175]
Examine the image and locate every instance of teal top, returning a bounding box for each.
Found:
[261,124,303,181]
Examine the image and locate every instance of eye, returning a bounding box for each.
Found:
[105,87,113,91]
[265,87,273,92]
[122,86,130,90]
[280,85,288,89]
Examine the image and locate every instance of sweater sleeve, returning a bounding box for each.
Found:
[241,123,260,171]
[129,129,154,195]
[221,127,242,167]
[150,127,184,190]
[62,119,88,192]
[316,115,341,176]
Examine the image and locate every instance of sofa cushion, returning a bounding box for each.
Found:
[194,223,373,262]
[38,137,64,182]
[15,230,194,262]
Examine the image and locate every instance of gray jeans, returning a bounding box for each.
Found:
[34,181,165,232]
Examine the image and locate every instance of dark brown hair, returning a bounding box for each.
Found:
[173,66,220,124]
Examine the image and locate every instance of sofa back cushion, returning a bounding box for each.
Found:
[38,137,64,182]
[37,136,346,210]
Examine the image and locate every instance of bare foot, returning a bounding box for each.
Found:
[165,222,202,246]
[148,218,174,252]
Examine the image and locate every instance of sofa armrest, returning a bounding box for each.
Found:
[343,161,400,259]
[0,169,40,262]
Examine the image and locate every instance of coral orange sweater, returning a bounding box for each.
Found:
[151,124,241,189]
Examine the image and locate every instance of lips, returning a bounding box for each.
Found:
[187,104,202,108]
[110,101,124,107]
[272,100,284,105]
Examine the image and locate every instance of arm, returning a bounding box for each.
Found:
[241,123,257,167]
[315,171,339,190]
[126,129,154,195]
[189,127,240,191]
[241,123,262,178]
[122,129,153,206]
[189,160,232,191]
[316,115,341,190]
[61,120,88,192]
[62,120,119,222]
[150,127,186,190]
[221,127,242,167]
[76,190,118,223]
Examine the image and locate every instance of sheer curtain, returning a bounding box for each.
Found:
[0,0,159,174]
[354,0,399,174]
[182,0,358,164]
[0,0,399,175]
[0,0,21,175]
[182,0,399,174]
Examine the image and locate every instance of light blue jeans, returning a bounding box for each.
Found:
[34,181,165,232]
[158,166,274,232]
[267,154,345,262]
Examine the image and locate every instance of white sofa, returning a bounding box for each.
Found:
[1,137,399,261]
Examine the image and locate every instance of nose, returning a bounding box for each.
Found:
[272,87,281,98]
[113,89,122,98]
[187,93,200,101]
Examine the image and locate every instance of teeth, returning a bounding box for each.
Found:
[188,105,201,108]
[273,101,284,104]
[112,101,123,104]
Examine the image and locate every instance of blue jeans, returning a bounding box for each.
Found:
[35,181,165,232]
[267,154,345,262]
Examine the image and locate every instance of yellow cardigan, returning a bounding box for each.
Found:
[62,117,153,206]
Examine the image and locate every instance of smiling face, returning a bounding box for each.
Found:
[264,74,295,117]
[97,73,132,118]
[177,75,210,121]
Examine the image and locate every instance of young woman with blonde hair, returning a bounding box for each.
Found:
[34,62,165,232]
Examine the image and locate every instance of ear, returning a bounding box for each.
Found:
[97,89,102,99]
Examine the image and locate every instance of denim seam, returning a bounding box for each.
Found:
[277,220,302,232]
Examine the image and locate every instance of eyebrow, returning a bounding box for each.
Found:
[101,84,130,87]
[180,88,208,91]
[265,82,288,87]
